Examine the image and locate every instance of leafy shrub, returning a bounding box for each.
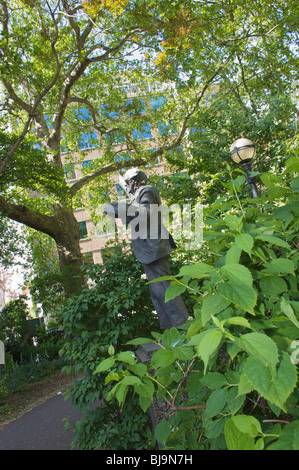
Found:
[34,326,64,361]
[60,244,159,449]
[92,156,299,450]
[0,296,30,342]
[0,356,66,401]
[0,295,36,363]
[0,380,9,404]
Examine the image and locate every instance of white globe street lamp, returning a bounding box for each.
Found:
[230,138,259,198]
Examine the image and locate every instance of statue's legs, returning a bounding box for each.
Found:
[143,256,189,329]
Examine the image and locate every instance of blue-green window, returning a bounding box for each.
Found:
[78,221,88,240]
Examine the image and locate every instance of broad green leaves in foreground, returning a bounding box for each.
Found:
[66,164,299,450]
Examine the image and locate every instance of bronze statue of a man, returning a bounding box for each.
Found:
[104,168,189,330]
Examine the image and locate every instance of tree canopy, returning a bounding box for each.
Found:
[0,0,298,287]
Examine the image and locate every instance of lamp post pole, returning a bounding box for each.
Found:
[230,138,259,199]
[241,160,259,199]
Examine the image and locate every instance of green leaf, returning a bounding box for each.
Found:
[204,388,228,419]
[165,283,186,302]
[228,414,262,435]
[117,351,137,365]
[235,233,254,254]
[220,263,253,286]
[242,353,297,411]
[94,356,116,373]
[232,175,246,189]
[237,371,254,396]
[282,156,299,175]
[105,371,120,384]
[186,319,201,339]
[178,262,214,278]
[255,235,291,250]
[224,416,262,450]
[265,258,295,275]
[218,264,256,315]
[147,276,177,283]
[201,293,231,326]
[151,348,175,368]
[224,214,243,232]
[174,346,194,361]
[126,338,157,346]
[291,176,299,191]
[121,375,142,386]
[280,298,299,329]
[236,332,278,371]
[260,172,283,188]
[106,382,121,402]
[227,387,246,415]
[268,186,288,199]
[200,372,229,390]
[224,316,252,329]
[115,383,129,407]
[195,329,223,374]
[227,342,242,361]
[154,419,172,445]
[139,394,153,412]
[161,327,181,348]
[218,281,257,315]
[259,275,288,297]
[225,244,242,264]
[129,363,147,378]
[268,421,299,450]
[135,378,155,400]
[205,417,225,439]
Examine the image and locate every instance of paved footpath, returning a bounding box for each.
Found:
[0,393,83,450]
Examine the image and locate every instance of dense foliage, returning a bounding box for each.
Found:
[0,0,298,451]
[0,296,31,358]
[59,244,159,449]
[65,154,299,450]
[0,300,64,408]
[0,0,298,291]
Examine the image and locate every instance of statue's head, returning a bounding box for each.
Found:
[123,168,148,194]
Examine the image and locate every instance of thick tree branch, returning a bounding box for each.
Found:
[61,0,82,51]
[0,196,57,240]
[1,79,30,113]
[69,155,155,196]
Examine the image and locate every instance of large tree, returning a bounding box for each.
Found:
[0,0,297,293]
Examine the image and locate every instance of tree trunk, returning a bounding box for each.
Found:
[52,205,86,296]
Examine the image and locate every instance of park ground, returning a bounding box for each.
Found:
[0,369,74,431]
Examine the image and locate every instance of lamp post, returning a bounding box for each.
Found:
[230,138,259,198]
